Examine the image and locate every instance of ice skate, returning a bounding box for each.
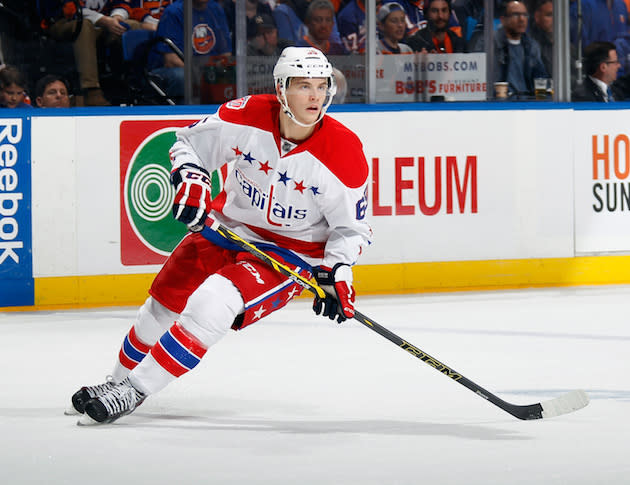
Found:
[78,378,146,425]
[65,376,117,415]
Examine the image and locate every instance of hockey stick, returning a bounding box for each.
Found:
[201,219,589,420]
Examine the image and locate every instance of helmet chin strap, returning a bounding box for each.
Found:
[278,91,325,128]
[277,78,333,129]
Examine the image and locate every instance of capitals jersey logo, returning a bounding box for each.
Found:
[192,24,216,55]
[233,167,310,227]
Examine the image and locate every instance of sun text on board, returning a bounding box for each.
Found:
[591,134,630,212]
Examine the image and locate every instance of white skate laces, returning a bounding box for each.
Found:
[78,377,146,425]
[66,375,117,415]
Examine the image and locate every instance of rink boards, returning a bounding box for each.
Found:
[1,102,630,308]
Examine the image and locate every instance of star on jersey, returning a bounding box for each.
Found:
[294,180,306,193]
[243,152,256,164]
[309,186,321,196]
[278,171,291,185]
[232,146,243,157]
[253,306,266,320]
[258,160,273,174]
[286,287,300,300]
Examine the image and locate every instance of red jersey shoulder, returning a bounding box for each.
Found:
[307,116,368,189]
[217,94,279,132]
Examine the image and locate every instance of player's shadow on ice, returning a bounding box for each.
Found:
[123,413,530,441]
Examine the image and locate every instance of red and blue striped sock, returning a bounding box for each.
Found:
[118,326,152,371]
[149,322,208,377]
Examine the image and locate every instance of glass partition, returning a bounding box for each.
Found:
[0,0,621,106]
[205,0,565,104]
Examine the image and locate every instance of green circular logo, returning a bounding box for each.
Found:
[125,130,187,255]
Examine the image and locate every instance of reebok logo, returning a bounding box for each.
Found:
[0,119,24,265]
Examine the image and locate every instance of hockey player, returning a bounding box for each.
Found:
[68,47,372,425]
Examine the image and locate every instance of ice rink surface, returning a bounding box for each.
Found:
[1,286,629,485]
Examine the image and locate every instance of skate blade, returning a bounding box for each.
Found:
[77,413,101,426]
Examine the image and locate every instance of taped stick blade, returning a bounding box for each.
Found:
[540,390,590,418]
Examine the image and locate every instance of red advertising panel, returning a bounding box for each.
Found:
[120,120,195,265]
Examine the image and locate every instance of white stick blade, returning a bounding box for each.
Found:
[540,390,589,418]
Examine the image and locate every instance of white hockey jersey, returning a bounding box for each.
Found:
[169,94,372,269]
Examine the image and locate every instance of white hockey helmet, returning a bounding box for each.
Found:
[273,47,337,127]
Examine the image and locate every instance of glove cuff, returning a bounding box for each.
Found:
[170,163,211,185]
[313,266,334,286]
[314,263,352,285]
[332,263,353,284]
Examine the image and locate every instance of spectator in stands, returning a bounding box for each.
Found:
[452,0,484,43]
[247,14,292,56]
[529,0,553,76]
[492,0,548,98]
[572,0,630,82]
[613,30,630,77]
[148,0,232,99]
[400,0,462,38]
[107,0,174,31]
[38,0,143,105]
[338,0,367,54]
[591,0,628,44]
[273,0,307,44]
[406,0,466,53]
[224,0,274,52]
[573,41,621,101]
[0,65,32,109]
[399,0,428,37]
[377,2,414,54]
[34,74,71,108]
[296,0,347,54]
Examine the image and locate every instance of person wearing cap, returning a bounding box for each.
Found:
[247,13,293,56]
[224,0,275,52]
[406,0,465,53]
[377,2,413,54]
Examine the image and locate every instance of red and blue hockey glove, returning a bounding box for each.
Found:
[170,163,212,232]
[312,264,355,323]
